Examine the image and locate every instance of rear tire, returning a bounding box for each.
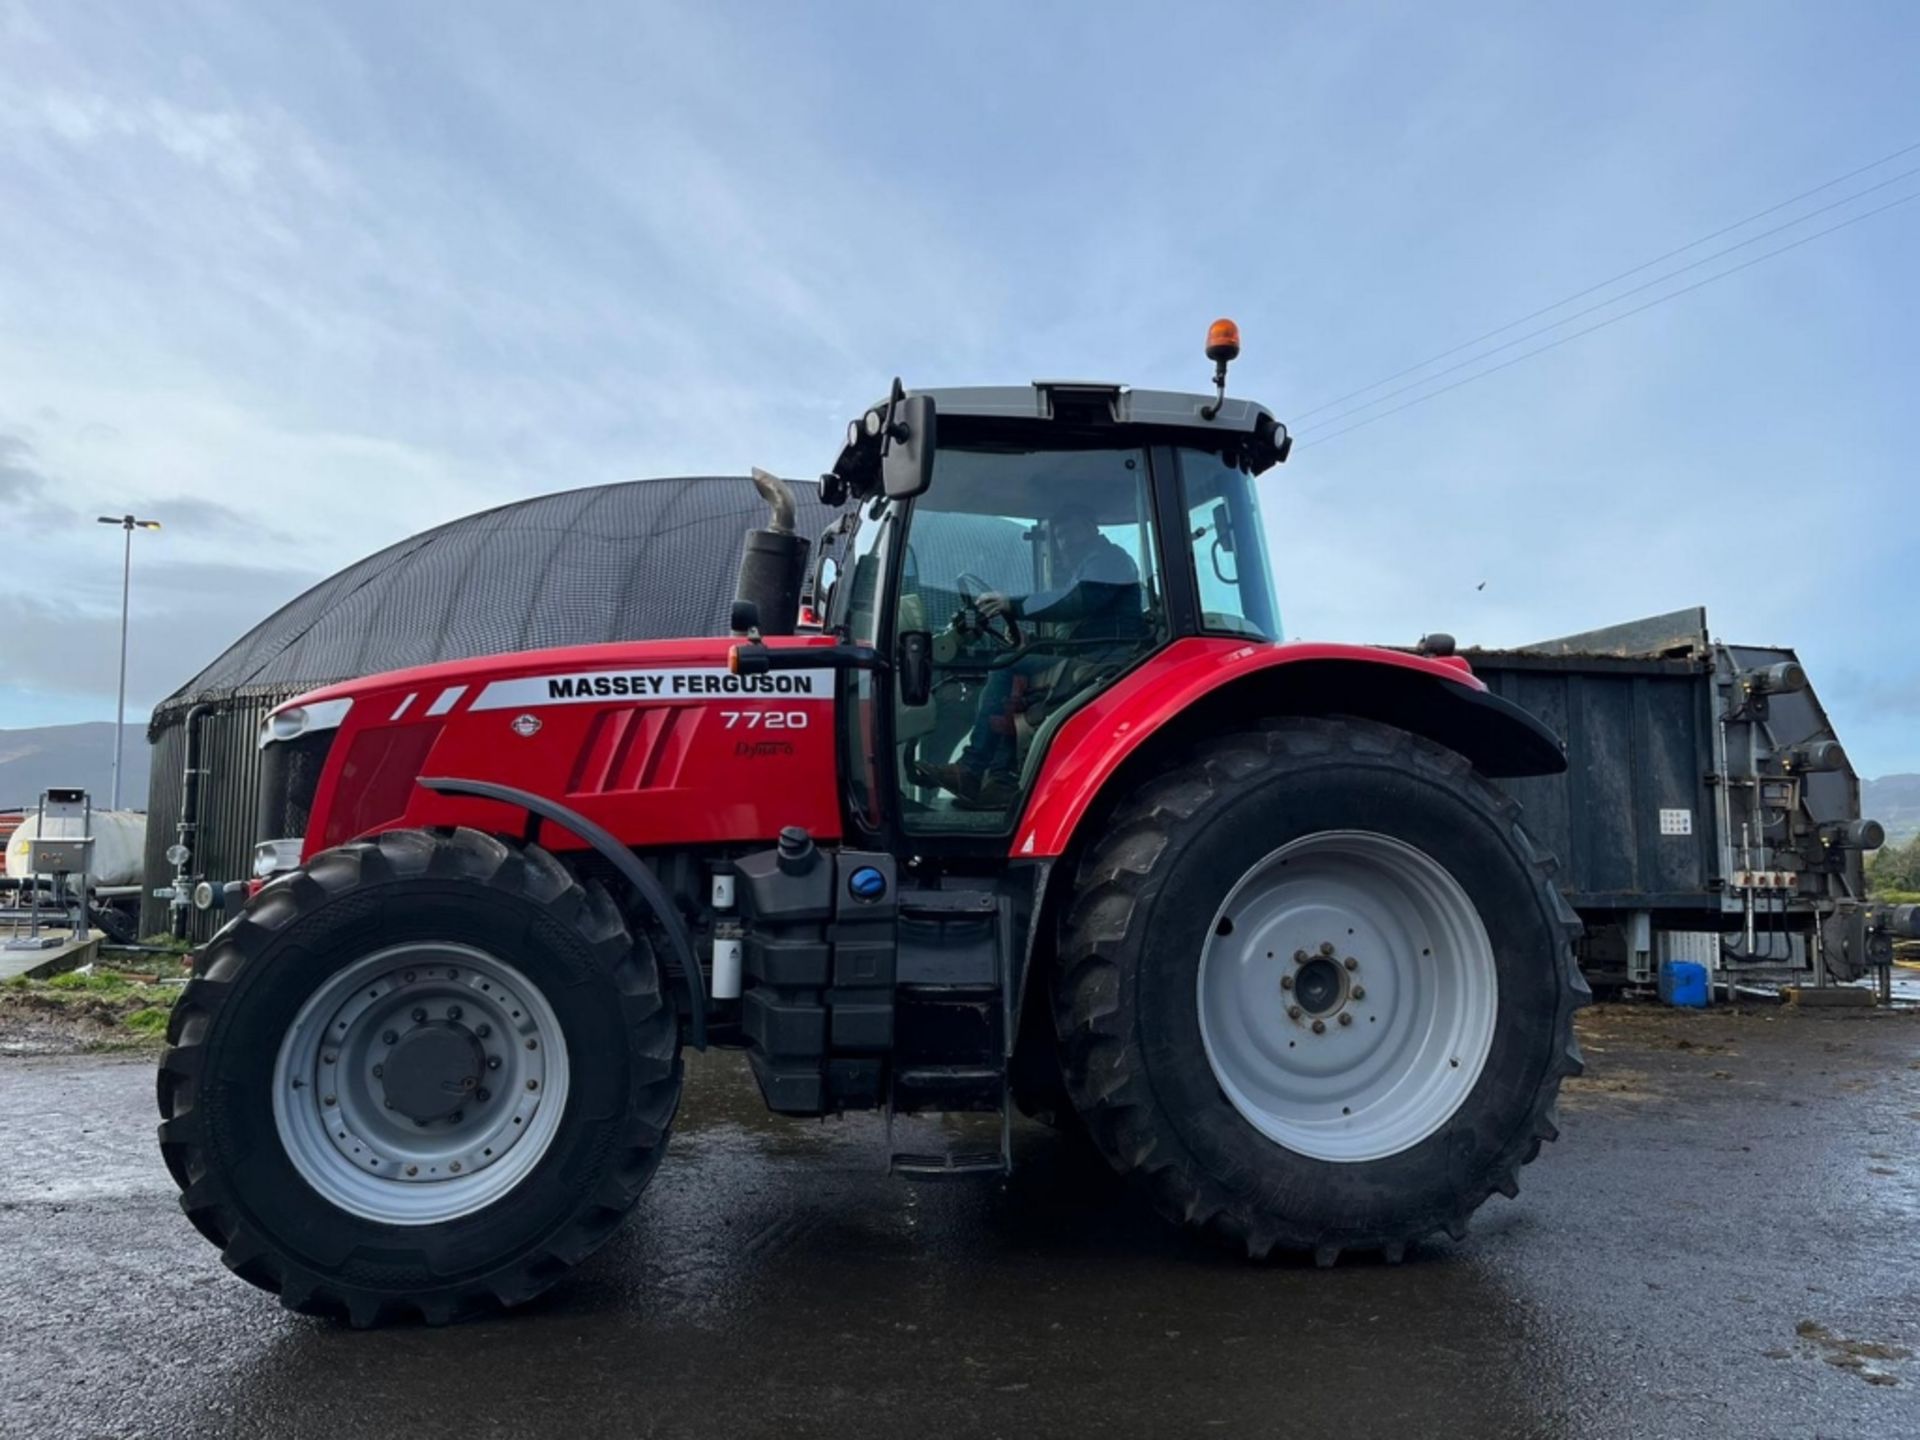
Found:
[1053,717,1586,1262]
[157,827,682,1325]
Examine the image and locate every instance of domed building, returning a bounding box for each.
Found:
[142,476,834,938]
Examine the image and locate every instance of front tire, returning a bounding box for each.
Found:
[1053,717,1586,1262]
[157,827,682,1325]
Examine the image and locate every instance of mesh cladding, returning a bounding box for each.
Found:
[155,477,837,718]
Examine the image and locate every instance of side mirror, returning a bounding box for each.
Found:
[897,630,932,706]
[882,391,937,499]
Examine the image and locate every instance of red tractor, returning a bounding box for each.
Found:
[159,328,1586,1325]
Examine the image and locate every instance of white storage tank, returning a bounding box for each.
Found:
[5,810,147,886]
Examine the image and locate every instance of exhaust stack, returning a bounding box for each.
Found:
[733,468,810,637]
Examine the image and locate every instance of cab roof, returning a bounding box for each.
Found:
[910,382,1279,436]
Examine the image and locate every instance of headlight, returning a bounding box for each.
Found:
[259,696,352,747]
[253,837,306,877]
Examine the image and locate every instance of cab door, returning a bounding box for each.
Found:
[830,496,901,839]
[886,444,1171,841]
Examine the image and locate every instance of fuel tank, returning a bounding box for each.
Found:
[275,637,843,860]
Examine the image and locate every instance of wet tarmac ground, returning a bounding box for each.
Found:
[3,1003,1918,1439]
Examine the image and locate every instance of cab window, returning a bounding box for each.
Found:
[1178,447,1282,641]
[836,498,895,833]
[892,446,1166,835]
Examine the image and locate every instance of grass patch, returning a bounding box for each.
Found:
[2,967,180,1052]
[122,1005,173,1036]
[46,969,137,994]
[94,949,193,980]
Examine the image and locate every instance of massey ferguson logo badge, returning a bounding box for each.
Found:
[510,713,542,737]
[469,666,834,712]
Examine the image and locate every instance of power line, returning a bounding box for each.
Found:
[1296,161,1920,435]
[1294,186,1920,450]
[1291,139,1920,422]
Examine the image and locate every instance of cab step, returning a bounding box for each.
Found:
[889,1148,1006,1180]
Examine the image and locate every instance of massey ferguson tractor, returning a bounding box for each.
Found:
[159,324,1587,1325]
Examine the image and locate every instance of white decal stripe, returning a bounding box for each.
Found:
[390,692,417,721]
[470,667,835,711]
[425,685,467,717]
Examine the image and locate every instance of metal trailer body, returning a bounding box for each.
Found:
[1466,607,1901,990]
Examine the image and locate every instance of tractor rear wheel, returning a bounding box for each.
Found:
[1053,717,1586,1262]
[157,827,681,1325]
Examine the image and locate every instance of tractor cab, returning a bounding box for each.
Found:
[796,373,1293,846]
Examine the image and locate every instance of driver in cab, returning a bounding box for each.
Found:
[918,503,1141,807]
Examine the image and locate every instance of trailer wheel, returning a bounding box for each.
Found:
[1053,717,1586,1262]
[157,827,681,1326]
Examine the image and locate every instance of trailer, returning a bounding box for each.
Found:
[1465,608,1913,993]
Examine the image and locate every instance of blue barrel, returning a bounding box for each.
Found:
[1659,960,1710,1007]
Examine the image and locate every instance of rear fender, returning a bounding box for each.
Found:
[1011,639,1566,861]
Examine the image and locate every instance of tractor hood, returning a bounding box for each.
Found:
[260,635,846,863]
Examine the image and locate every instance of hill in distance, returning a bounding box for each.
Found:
[1863,774,1920,847]
[0,723,150,812]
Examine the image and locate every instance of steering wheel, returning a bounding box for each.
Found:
[953,571,1023,649]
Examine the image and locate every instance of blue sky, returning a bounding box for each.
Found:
[1,1,1916,773]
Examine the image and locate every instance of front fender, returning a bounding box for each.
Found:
[1011,637,1566,859]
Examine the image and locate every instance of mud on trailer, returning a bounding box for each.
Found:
[159,326,1590,1326]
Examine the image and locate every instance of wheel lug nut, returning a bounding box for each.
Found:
[382,1030,398,1045]
[372,1064,384,1079]
[526,1079,539,1091]
[405,971,416,983]
[449,1111,463,1124]
[1280,975,1294,991]
[487,1056,501,1070]
[448,1005,463,1021]
[475,1024,490,1039]
[1287,1005,1303,1020]
[526,1039,537,1051]
[1343,957,1358,971]
[449,1161,462,1173]
[406,1165,419,1176]
[1352,986,1366,1000]
[323,1053,336,1065]
[476,1087,490,1102]
[1293,950,1308,964]
[323,1094,337,1106]
[1319,941,1336,957]
[412,1008,427,1023]
[1311,1019,1326,1034]
[384,1100,394,1109]
[1339,1013,1353,1026]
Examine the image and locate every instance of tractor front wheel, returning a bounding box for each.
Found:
[1053,717,1586,1262]
[157,827,681,1325]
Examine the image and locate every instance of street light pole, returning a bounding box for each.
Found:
[96,514,161,810]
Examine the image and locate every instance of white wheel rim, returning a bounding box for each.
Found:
[271,942,570,1226]
[1196,830,1497,1163]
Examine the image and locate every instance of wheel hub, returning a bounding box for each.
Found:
[1292,955,1347,1016]
[382,1024,484,1122]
